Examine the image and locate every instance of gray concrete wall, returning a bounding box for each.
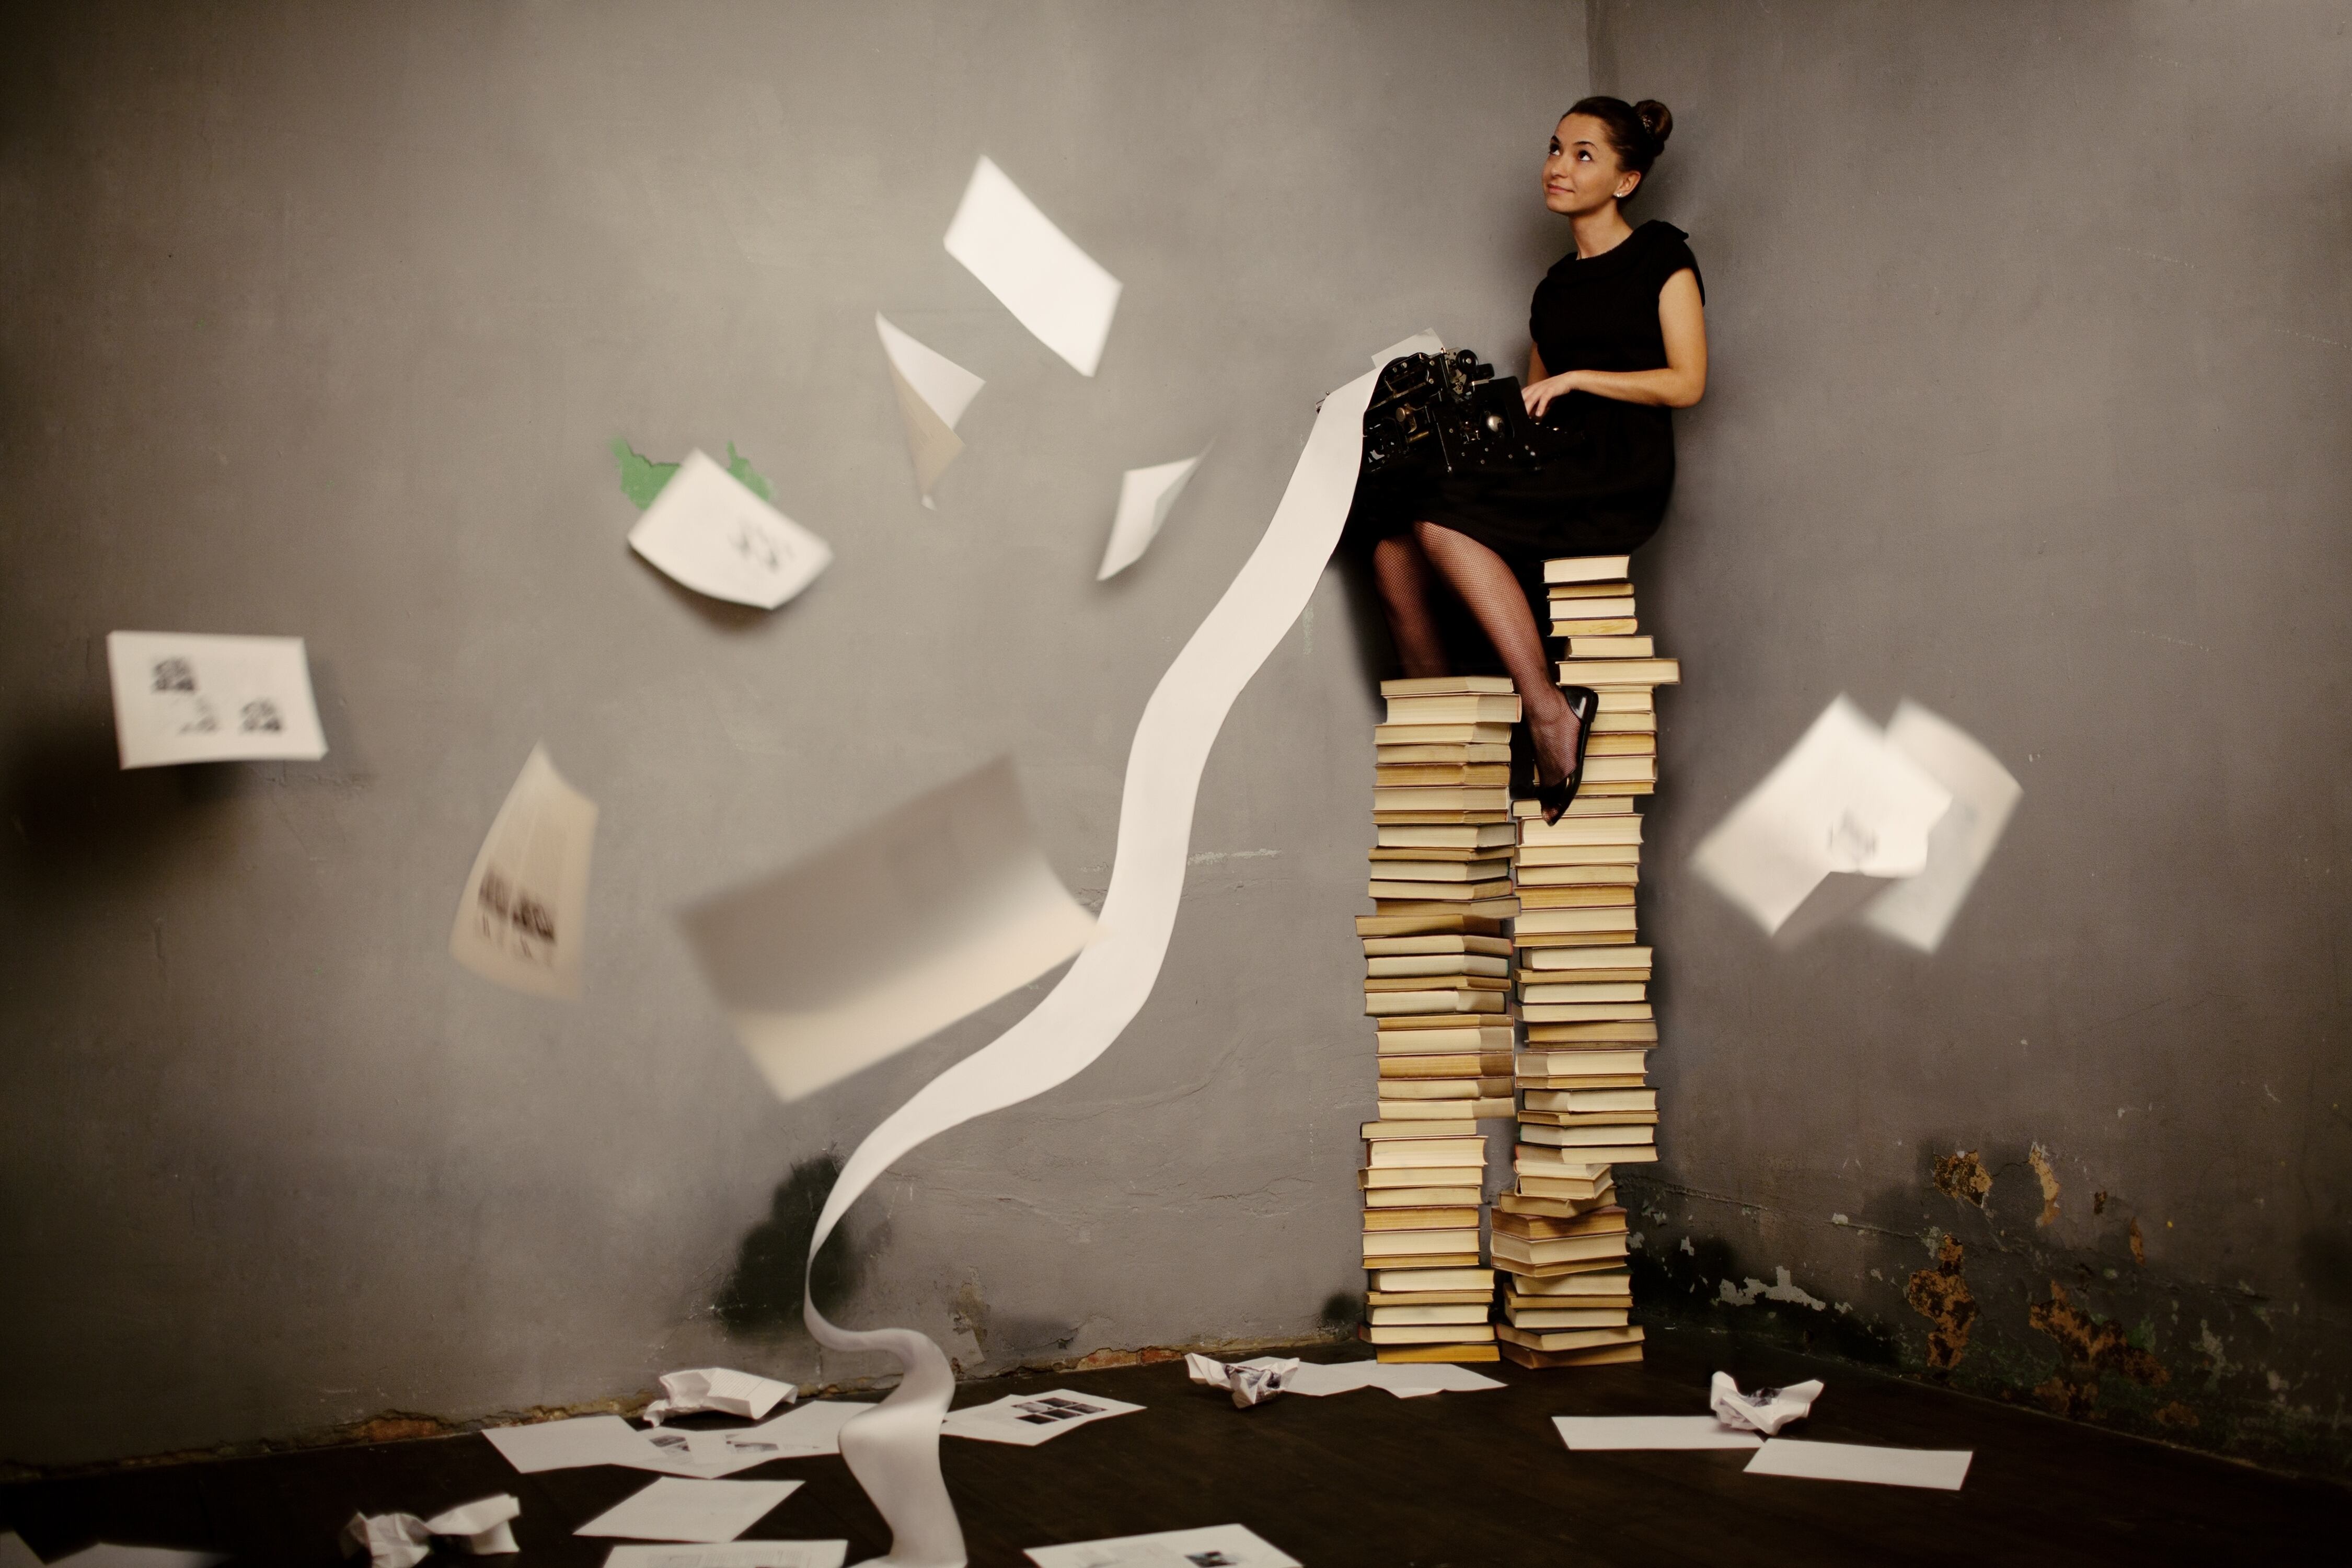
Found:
[0,2,1589,1466]
[1589,0,2352,1473]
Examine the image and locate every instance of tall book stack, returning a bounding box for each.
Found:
[1493,554,1679,1370]
[1356,677,1522,1365]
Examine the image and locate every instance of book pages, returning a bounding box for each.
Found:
[943,156,1122,376]
[448,745,598,1001]
[627,448,832,610]
[105,630,327,769]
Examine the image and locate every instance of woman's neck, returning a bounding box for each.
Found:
[1571,204,1635,260]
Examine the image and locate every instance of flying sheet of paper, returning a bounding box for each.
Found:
[1744,1437,1973,1491]
[1097,452,1206,580]
[876,314,985,509]
[940,1389,1140,1447]
[47,1550,227,1568]
[449,744,598,1000]
[679,755,1094,1102]
[1025,1524,1301,1568]
[1709,1371,1824,1435]
[645,1368,798,1424]
[943,156,1122,376]
[602,1547,848,1568]
[575,1478,803,1543]
[1270,1359,1503,1399]
[104,631,327,770]
[795,361,1380,1568]
[1690,696,1954,935]
[1860,701,2023,952]
[1552,1415,1762,1451]
[1369,329,1445,368]
[628,448,832,610]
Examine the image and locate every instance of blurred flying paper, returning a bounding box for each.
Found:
[645,1368,798,1424]
[940,1389,1141,1447]
[876,314,985,509]
[105,631,327,770]
[450,745,598,1000]
[1097,452,1206,580]
[575,1478,802,1543]
[681,756,1094,1101]
[1861,701,2023,952]
[602,1547,848,1568]
[1690,696,1953,935]
[944,156,1122,376]
[1553,1415,1761,1450]
[1744,1437,1973,1491]
[1710,1371,1823,1435]
[629,449,833,610]
[1370,329,1444,368]
[1025,1524,1301,1568]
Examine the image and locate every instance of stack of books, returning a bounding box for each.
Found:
[1356,677,1523,1364]
[1494,554,1678,1370]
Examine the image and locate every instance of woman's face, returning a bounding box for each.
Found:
[1543,114,1638,215]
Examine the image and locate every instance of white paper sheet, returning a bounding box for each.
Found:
[876,314,985,508]
[1185,1353,1297,1408]
[1744,1437,1973,1491]
[48,1550,227,1568]
[449,744,598,1000]
[1271,1359,1503,1399]
[1552,1415,1762,1451]
[1861,701,2023,952]
[641,1402,871,1476]
[940,1389,1140,1447]
[0,1535,37,1568]
[1369,330,1444,368]
[943,156,1122,376]
[575,1478,803,1543]
[1690,696,1954,934]
[1708,1371,1823,1435]
[105,631,327,770]
[645,1368,798,1424]
[602,1547,848,1568]
[1097,452,1206,580]
[1025,1524,1300,1568]
[679,755,1095,1102]
[628,448,832,610]
[797,362,1378,1568]
[485,1414,660,1473]
[342,1512,432,1568]
[426,1495,521,1554]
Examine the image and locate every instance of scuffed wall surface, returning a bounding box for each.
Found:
[0,1,1590,1466]
[1588,1,2352,1473]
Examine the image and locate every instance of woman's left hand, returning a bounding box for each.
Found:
[1523,371,1581,419]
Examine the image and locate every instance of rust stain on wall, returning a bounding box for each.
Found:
[1931,1149,1993,1206]
[2129,1217,2146,1266]
[2028,1280,2169,1416]
[1904,1233,1979,1371]
[2028,1143,2062,1226]
[2154,1400,2200,1429]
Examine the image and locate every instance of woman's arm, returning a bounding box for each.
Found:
[1522,269,1707,417]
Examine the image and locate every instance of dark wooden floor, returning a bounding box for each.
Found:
[5,1328,2344,1566]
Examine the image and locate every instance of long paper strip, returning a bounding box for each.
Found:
[628,449,833,610]
[877,315,986,508]
[1860,701,2023,951]
[105,631,327,769]
[1097,453,1205,580]
[798,364,1378,1567]
[449,745,598,1000]
[943,156,1122,376]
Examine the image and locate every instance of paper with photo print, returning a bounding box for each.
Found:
[940,1389,1140,1447]
[105,631,327,769]
[628,448,832,610]
[1024,1523,1300,1568]
[450,745,598,1000]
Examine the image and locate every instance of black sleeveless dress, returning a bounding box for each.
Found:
[1348,220,1703,612]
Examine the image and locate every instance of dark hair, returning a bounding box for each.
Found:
[1562,96,1674,190]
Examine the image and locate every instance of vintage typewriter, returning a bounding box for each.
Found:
[1361,350,1553,481]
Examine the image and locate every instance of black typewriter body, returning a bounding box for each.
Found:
[1361,350,1556,481]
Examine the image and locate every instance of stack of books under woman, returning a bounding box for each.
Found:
[1495,555,1678,1369]
[1355,677,1523,1364]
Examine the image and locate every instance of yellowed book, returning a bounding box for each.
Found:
[1555,658,1678,687]
[1567,636,1654,658]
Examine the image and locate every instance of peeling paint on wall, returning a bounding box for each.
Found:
[2027,1143,2062,1226]
[1904,1233,1978,1371]
[2028,1281,2168,1416]
[1931,1149,1993,1206]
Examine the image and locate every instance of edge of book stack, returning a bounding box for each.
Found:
[1493,552,1679,1370]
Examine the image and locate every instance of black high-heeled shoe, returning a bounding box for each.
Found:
[1535,685,1599,824]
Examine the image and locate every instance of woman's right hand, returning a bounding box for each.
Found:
[1523,371,1581,419]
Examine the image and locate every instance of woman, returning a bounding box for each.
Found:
[1363,97,1705,821]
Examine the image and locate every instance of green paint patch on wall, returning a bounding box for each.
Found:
[609,439,775,510]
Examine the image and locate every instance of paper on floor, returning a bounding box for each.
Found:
[1744,1437,1971,1490]
[1271,1359,1503,1399]
[1691,696,1953,935]
[943,155,1122,376]
[1860,701,2023,952]
[342,1495,518,1565]
[1098,452,1207,580]
[342,1512,431,1568]
[876,314,985,508]
[645,1368,798,1424]
[575,1478,803,1543]
[1709,1371,1823,1435]
[1025,1523,1301,1568]
[449,744,598,1000]
[601,1546,848,1568]
[1185,1353,1297,1408]
[485,1414,658,1473]
[1552,1415,1761,1451]
[47,1550,227,1568]
[628,448,832,610]
[105,631,327,770]
[641,1402,869,1476]
[678,755,1095,1101]
[940,1389,1141,1446]
[0,1536,35,1568]
[1369,329,1444,368]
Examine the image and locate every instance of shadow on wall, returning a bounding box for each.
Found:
[713,1153,877,1334]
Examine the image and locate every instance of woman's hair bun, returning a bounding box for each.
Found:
[1562,95,1674,183]
[1633,99,1674,151]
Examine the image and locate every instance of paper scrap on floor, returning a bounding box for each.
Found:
[448,744,598,1000]
[601,1545,848,1568]
[1097,451,1206,580]
[486,1414,659,1473]
[1185,1353,1297,1408]
[940,1389,1142,1446]
[1025,1523,1301,1568]
[46,1549,228,1568]
[1744,1437,1972,1491]
[1552,1415,1762,1451]
[876,314,984,508]
[574,1477,803,1542]
[344,1494,518,1565]
[105,630,327,770]
[627,448,832,610]
[1690,695,1953,935]
[1859,700,2023,951]
[643,1401,872,1474]
[943,155,1122,376]
[645,1368,797,1424]
[1709,1371,1823,1435]
[678,756,1096,1101]
[1269,1359,1503,1399]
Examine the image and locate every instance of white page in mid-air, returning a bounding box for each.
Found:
[105,630,327,769]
